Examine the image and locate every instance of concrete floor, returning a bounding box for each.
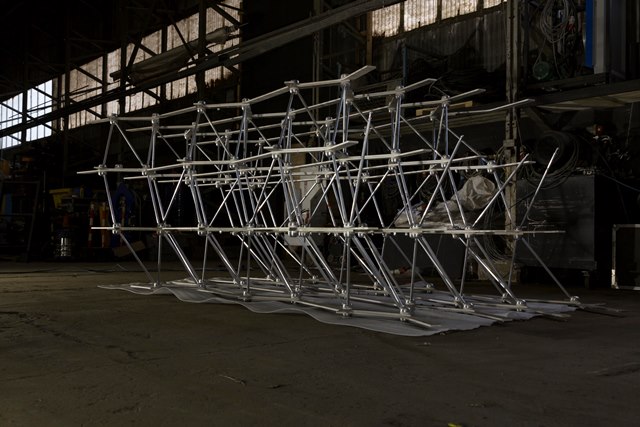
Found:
[0,262,639,426]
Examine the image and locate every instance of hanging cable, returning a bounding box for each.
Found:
[538,0,572,44]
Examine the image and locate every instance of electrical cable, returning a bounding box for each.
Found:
[523,132,579,190]
[533,0,580,80]
[538,0,572,44]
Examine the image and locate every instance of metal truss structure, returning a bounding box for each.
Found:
[81,66,581,331]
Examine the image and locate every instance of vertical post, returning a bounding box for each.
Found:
[21,21,28,146]
[118,0,128,117]
[117,0,128,185]
[160,26,168,100]
[401,42,407,86]
[197,0,207,99]
[21,86,28,146]
[504,0,520,233]
[366,11,373,65]
[62,2,72,187]
[312,0,323,116]
[102,52,109,117]
[593,0,608,74]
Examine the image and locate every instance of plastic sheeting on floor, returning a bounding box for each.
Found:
[100,281,576,336]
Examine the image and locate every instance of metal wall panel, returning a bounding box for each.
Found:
[374,9,506,77]
[482,9,506,72]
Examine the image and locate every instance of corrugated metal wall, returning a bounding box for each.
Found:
[374,8,505,76]
[483,10,506,72]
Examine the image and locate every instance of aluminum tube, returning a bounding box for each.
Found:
[472,236,519,302]
[102,122,115,166]
[472,154,530,228]
[349,113,371,225]
[119,233,154,284]
[519,148,559,229]
[102,174,118,226]
[419,137,463,225]
[115,122,145,166]
[206,234,240,283]
[164,232,200,284]
[417,236,466,306]
[161,169,187,223]
[520,238,573,299]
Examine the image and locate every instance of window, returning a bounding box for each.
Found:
[165,5,240,98]
[0,93,23,149]
[373,1,494,36]
[441,0,477,20]
[68,57,103,128]
[82,0,239,122]
[26,80,53,142]
[1,81,53,148]
[405,0,437,31]
[203,7,239,87]
[484,0,506,8]
[372,3,402,37]
[2,0,241,138]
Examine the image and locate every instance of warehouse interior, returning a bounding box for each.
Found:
[1,1,639,425]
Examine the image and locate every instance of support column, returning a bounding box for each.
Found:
[365,11,373,65]
[62,2,72,187]
[504,0,521,233]
[197,0,207,99]
[117,0,128,178]
[312,0,323,114]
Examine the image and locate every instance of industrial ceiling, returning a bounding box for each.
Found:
[0,0,202,99]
